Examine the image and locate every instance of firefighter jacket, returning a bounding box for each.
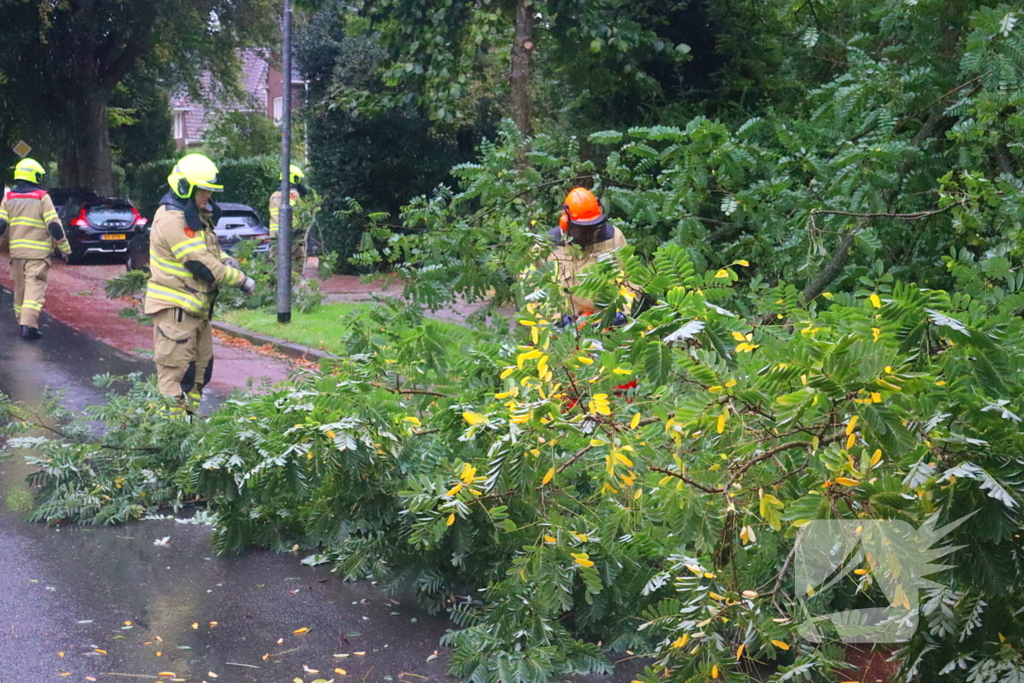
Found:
[0,182,70,258]
[268,189,302,238]
[144,192,246,319]
[547,222,632,316]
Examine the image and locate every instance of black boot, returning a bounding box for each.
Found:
[20,325,42,340]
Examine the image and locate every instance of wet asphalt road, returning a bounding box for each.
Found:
[0,294,454,683]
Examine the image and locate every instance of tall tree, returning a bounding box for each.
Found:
[0,0,278,194]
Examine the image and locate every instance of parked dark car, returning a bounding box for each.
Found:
[59,196,148,265]
[125,201,270,273]
[214,202,270,254]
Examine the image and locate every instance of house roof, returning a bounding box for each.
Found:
[172,48,274,142]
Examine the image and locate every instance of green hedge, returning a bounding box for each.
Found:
[126,155,280,223]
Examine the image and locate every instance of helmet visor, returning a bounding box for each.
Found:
[194,179,223,192]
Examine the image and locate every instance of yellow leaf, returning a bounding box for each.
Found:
[572,553,595,568]
[354,651,366,655]
[614,451,634,467]
[731,330,747,342]
[771,640,790,650]
[733,259,750,267]
[446,513,456,526]
[742,590,758,599]
[724,379,737,388]
[326,430,337,439]
[94,649,107,655]
[541,467,555,485]
[462,411,488,426]
[572,532,590,542]
[630,413,641,429]
[335,669,347,675]
[403,416,422,426]
[293,627,310,634]
[446,483,463,497]
[670,634,690,649]
[537,355,549,377]
[846,415,859,435]
[736,643,745,660]
[685,564,704,575]
[716,412,727,434]
[869,293,882,308]
[870,392,882,403]
[577,356,594,365]
[735,342,758,353]
[835,477,860,487]
[845,433,857,450]
[192,622,199,629]
[518,319,536,326]
[709,592,726,601]
[715,269,730,278]
[712,664,720,679]
[612,367,632,375]
[500,367,515,379]
[872,327,881,342]
[209,621,218,627]
[543,535,556,543]
[871,449,883,466]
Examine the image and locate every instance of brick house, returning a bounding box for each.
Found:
[171,48,305,149]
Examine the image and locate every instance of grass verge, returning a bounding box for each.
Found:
[218,302,473,355]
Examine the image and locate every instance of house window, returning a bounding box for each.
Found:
[273,97,283,123]
[173,111,184,139]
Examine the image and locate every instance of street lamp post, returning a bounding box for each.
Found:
[276,0,294,324]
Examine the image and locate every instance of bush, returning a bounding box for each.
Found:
[127,155,279,222]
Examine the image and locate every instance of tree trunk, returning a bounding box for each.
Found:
[60,90,114,195]
[511,0,533,136]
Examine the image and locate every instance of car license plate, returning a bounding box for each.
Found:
[101,234,126,240]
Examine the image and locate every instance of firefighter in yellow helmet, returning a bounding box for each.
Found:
[268,164,309,275]
[144,153,255,416]
[0,158,71,339]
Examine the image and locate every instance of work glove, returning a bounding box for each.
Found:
[240,277,256,295]
[223,256,242,270]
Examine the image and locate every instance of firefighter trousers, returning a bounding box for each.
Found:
[271,230,307,276]
[152,307,214,415]
[10,257,50,329]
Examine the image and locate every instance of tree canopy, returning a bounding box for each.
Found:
[0,0,278,193]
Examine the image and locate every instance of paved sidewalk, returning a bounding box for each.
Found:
[317,269,517,325]
[0,256,294,395]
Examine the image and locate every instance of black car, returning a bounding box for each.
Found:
[60,196,148,265]
[214,202,271,254]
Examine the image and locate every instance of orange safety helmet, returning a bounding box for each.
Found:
[559,187,605,231]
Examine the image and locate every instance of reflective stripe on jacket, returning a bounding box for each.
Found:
[1,184,69,259]
[144,194,246,319]
[268,189,301,237]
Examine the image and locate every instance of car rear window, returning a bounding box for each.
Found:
[217,213,261,229]
[87,207,134,223]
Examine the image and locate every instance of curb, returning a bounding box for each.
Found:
[210,320,336,363]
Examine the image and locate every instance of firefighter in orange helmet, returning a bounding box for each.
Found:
[547,187,633,321]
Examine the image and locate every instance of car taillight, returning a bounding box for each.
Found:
[71,207,89,227]
[131,207,148,226]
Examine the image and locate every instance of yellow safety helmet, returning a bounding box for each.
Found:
[167,153,223,199]
[14,158,46,184]
[280,164,305,185]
